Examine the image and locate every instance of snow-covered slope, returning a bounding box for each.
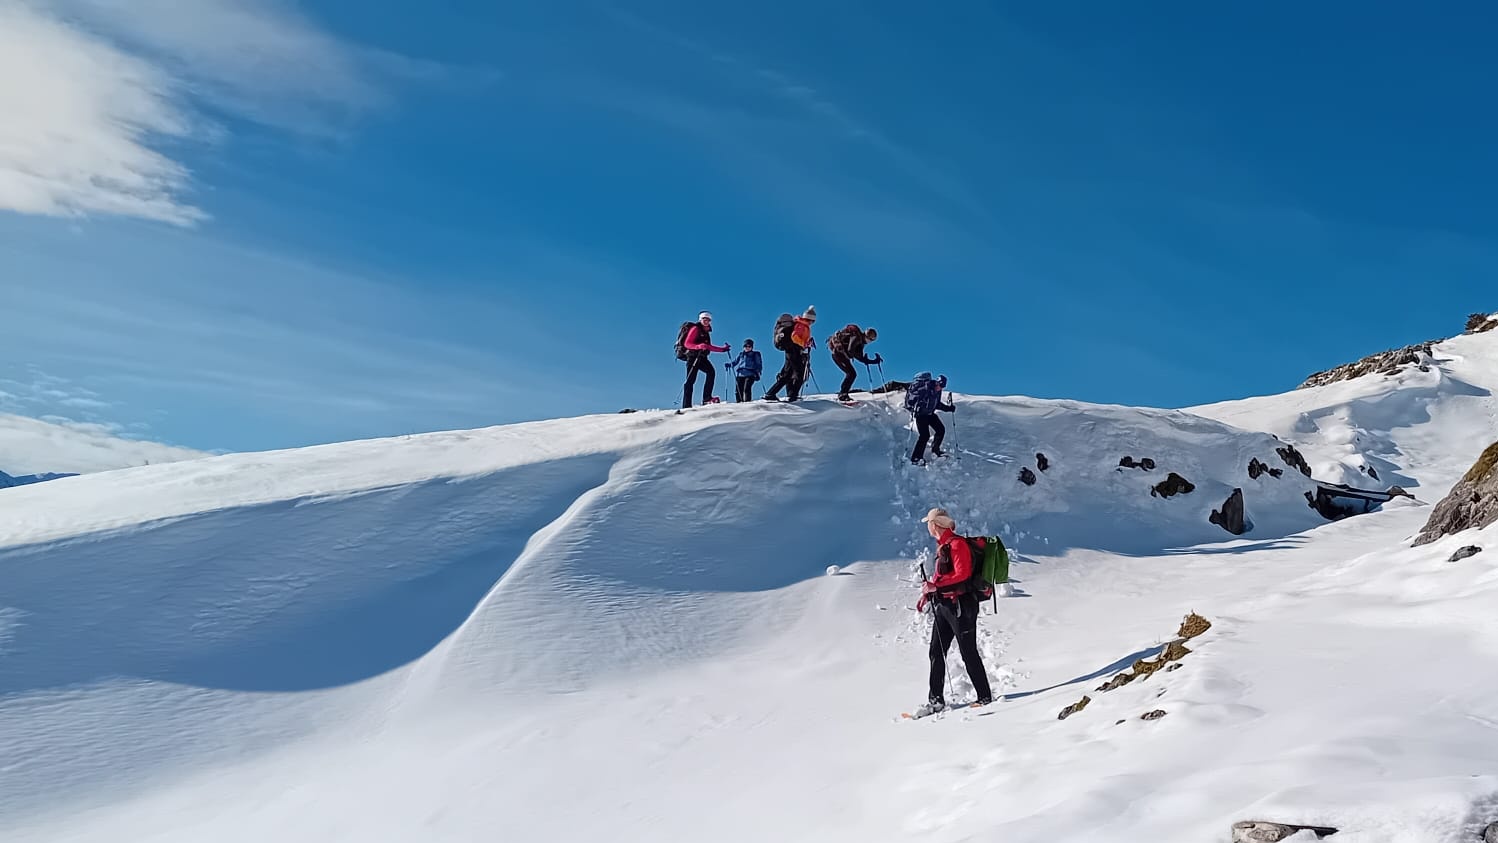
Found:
[1192,329,1498,496]
[0,412,205,476]
[4,333,1498,842]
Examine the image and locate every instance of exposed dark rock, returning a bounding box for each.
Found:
[1367,465,1379,481]
[1275,444,1314,477]
[1248,458,1282,480]
[1019,467,1037,486]
[1414,442,1498,546]
[1387,485,1412,499]
[1119,456,1156,471]
[1036,452,1050,472]
[1449,545,1483,562]
[1232,821,1340,841]
[1209,488,1249,535]
[1150,472,1195,498]
[1165,662,1182,672]
[1483,820,1498,843]
[618,408,639,414]
[1140,709,1167,721]
[870,380,910,394]
[1466,312,1498,334]
[1057,695,1090,720]
[1300,340,1436,389]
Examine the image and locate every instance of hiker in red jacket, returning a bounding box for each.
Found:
[681,311,729,409]
[913,507,993,716]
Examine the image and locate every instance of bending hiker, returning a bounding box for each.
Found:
[913,508,993,716]
[676,311,729,409]
[827,324,880,402]
[725,339,763,402]
[905,372,954,464]
[763,306,817,402]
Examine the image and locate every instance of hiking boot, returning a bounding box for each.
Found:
[836,393,851,403]
[975,696,993,706]
[913,699,945,718]
[910,457,926,466]
[931,447,947,458]
[761,394,781,402]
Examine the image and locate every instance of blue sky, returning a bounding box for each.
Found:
[2,1,1494,453]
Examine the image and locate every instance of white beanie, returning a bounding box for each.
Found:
[802,305,817,320]
[698,311,713,322]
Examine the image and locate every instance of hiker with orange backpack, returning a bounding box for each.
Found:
[912,507,994,717]
[762,306,817,402]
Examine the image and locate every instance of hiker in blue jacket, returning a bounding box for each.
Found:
[725,339,764,402]
[905,372,954,464]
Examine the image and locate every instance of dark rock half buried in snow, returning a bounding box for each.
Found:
[1119,456,1156,471]
[1018,467,1037,486]
[1275,444,1313,478]
[1210,488,1249,535]
[1150,472,1195,498]
[1414,442,1498,546]
[1248,458,1283,480]
[1466,312,1498,334]
[1231,821,1339,841]
[1449,545,1483,562]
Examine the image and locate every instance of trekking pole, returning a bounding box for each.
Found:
[808,361,821,396]
[863,362,874,394]
[948,391,959,458]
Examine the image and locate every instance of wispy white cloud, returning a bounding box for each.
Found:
[0,0,425,225]
[579,11,997,265]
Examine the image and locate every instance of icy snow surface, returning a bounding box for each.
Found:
[5,332,1498,842]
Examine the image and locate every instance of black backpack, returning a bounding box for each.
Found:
[674,321,697,361]
[772,314,795,351]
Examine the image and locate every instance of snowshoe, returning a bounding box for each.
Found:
[902,699,946,720]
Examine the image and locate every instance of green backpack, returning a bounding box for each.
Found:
[964,535,1011,609]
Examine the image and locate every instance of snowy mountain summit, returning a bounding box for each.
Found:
[3,318,1498,842]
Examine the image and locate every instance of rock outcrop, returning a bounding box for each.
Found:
[1119,456,1156,471]
[1036,452,1050,472]
[1414,442,1498,546]
[1209,488,1249,535]
[1466,312,1498,334]
[1299,340,1436,389]
[1018,467,1037,486]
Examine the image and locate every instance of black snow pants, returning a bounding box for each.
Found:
[912,413,946,462]
[832,352,859,398]
[735,376,755,403]
[682,353,715,408]
[928,592,992,704]
[764,346,807,400]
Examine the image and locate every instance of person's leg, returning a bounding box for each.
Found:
[955,595,993,703]
[912,414,933,462]
[835,354,857,399]
[765,351,795,398]
[930,415,947,456]
[737,377,751,402]
[682,357,701,408]
[788,348,807,400]
[698,356,716,404]
[927,607,957,703]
